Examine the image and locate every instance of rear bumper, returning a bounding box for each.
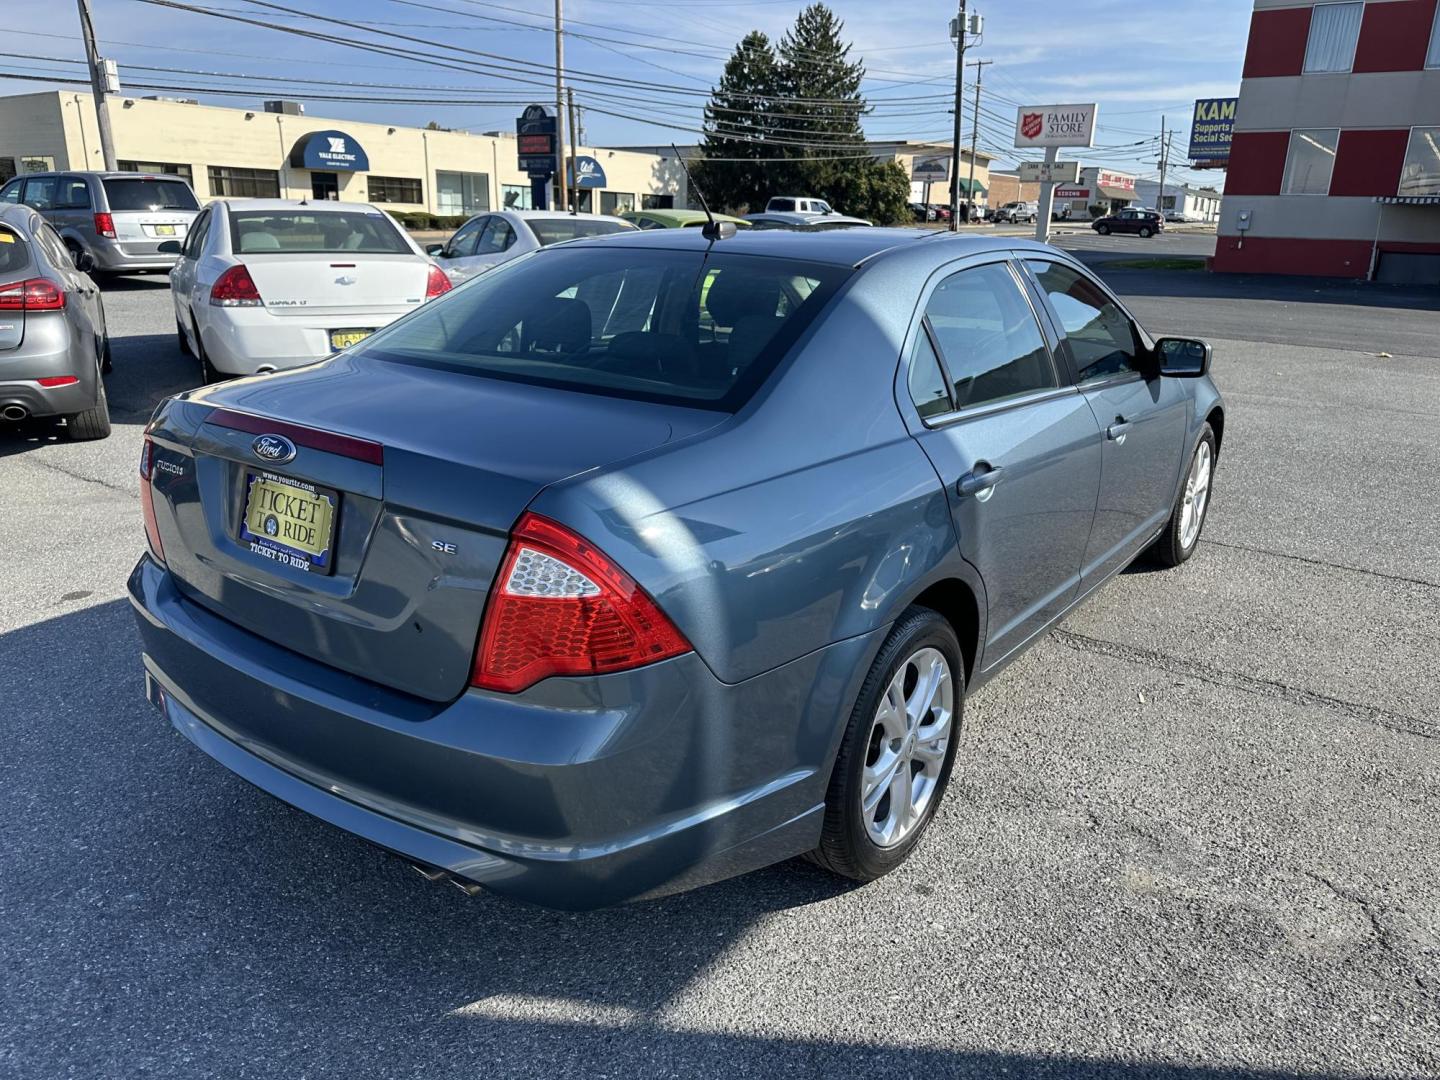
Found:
[0,336,100,419]
[200,307,414,376]
[128,556,869,909]
[92,238,180,272]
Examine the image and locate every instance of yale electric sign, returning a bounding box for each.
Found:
[1189,98,1237,165]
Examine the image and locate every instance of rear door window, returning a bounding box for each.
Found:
[358,247,848,410]
[528,218,632,246]
[55,177,92,209]
[923,262,1058,410]
[1026,259,1142,383]
[0,224,30,277]
[447,217,486,257]
[0,180,21,204]
[476,218,515,254]
[101,177,199,212]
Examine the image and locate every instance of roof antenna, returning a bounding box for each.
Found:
[671,145,734,241]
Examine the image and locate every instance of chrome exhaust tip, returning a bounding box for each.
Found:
[1,404,28,421]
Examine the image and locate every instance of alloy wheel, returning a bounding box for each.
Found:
[1179,441,1212,549]
[860,647,953,848]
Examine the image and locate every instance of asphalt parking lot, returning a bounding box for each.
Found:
[2,249,1438,1079]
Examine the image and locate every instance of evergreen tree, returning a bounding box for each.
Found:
[695,5,912,224]
[692,32,780,215]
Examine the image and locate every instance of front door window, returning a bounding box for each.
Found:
[311,172,339,201]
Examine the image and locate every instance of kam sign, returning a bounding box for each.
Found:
[1189,97,1237,165]
[1014,104,1097,148]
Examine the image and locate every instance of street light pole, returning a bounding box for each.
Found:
[75,0,117,170]
[967,59,991,221]
[948,0,966,232]
[554,0,568,213]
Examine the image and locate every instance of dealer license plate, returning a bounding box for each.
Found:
[239,470,339,574]
[329,329,374,351]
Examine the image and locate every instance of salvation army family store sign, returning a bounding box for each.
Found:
[1013,104,1097,148]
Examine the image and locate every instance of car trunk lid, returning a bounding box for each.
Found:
[151,353,719,701]
[244,254,428,318]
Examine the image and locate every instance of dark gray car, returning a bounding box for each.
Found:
[0,203,111,439]
[0,171,199,275]
[130,228,1223,909]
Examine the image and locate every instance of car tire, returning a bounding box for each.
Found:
[177,318,193,358]
[1096,224,1110,235]
[1139,226,1153,238]
[192,316,224,384]
[66,361,112,441]
[1149,424,1216,567]
[809,606,964,882]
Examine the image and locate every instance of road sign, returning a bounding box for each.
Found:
[1189,97,1237,165]
[1014,104,1098,148]
[1018,160,1080,184]
[911,156,950,182]
[516,104,557,176]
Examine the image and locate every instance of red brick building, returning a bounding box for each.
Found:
[1215,0,1440,281]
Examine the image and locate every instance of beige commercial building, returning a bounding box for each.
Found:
[0,91,687,216]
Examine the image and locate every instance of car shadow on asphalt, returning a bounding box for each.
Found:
[0,598,1405,1079]
[99,273,174,292]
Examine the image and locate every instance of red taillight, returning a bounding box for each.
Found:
[37,375,79,387]
[472,512,691,693]
[94,212,116,239]
[425,263,452,300]
[209,264,263,307]
[0,278,65,311]
[139,435,165,562]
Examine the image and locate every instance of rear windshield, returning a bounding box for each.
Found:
[0,226,30,277]
[102,178,199,212]
[228,210,410,255]
[355,246,849,410]
[529,218,635,247]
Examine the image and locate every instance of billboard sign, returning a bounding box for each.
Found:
[1019,160,1080,184]
[1014,104,1097,148]
[911,156,950,181]
[1189,97,1237,164]
[516,104,557,176]
[1096,170,1135,191]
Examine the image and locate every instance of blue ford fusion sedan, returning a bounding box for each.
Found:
[131,227,1223,909]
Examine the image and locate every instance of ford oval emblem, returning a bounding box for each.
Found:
[251,433,297,465]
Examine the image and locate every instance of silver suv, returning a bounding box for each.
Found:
[0,171,200,275]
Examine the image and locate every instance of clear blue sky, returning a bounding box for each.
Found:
[5,0,1254,185]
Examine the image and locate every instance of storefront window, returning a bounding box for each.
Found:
[436,171,490,215]
[207,166,280,199]
[600,191,635,215]
[368,175,423,204]
[1399,128,1440,197]
[641,194,674,210]
[1281,129,1339,195]
[1303,3,1362,73]
[119,160,194,183]
[501,183,533,210]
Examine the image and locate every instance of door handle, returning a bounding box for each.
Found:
[1106,417,1132,442]
[957,464,1002,498]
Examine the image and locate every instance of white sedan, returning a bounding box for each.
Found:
[170,199,451,382]
[427,209,636,284]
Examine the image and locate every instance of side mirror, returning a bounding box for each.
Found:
[1155,337,1212,377]
[425,243,446,258]
[72,249,96,273]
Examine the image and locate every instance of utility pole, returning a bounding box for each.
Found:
[554,0,568,213]
[948,0,967,232]
[567,87,581,213]
[1156,115,1168,214]
[75,0,117,170]
[966,59,991,222]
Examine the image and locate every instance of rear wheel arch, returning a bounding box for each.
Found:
[909,578,981,686]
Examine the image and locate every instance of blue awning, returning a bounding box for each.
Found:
[289,131,370,172]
